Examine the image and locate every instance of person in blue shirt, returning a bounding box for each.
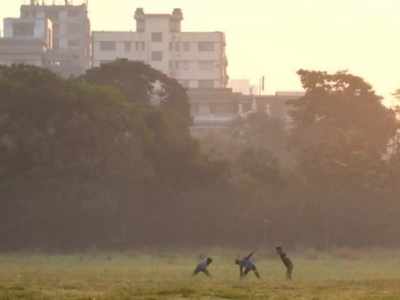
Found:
[235,251,260,279]
[193,257,213,277]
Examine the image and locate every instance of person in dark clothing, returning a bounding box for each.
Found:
[276,246,293,280]
[193,257,213,277]
[235,251,260,279]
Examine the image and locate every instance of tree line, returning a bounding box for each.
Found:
[0,61,399,251]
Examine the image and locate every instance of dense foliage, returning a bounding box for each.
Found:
[199,70,400,249]
[0,63,228,250]
[0,64,399,250]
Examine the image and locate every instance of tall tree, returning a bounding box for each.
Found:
[288,70,399,247]
[82,59,192,130]
[290,70,398,184]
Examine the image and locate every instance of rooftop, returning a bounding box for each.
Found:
[22,0,87,6]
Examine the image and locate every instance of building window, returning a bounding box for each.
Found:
[198,41,215,52]
[151,51,163,61]
[181,60,190,70]
[99,41,116,51]
[183,42,190,52]
[124,41,132,52]
[198,60,215,71]
[151,32,163,42]
[13,23,34,37]
[198,80,214,88]
[135,41,145,51]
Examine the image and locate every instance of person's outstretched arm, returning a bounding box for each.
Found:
[245,251,255,260]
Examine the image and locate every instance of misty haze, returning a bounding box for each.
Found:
[0,1,400,299]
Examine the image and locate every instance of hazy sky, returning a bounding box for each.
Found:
[1,0,400,102]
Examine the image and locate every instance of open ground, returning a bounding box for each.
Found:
[1,249,400,299]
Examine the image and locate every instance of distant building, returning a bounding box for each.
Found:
[92,8,229,89]
[0,4,302,133]
[0,15,53,67]
[0,38,49,67]
[3,16,53,47]
[189,89,304,134]
[0,0,90,77]
[188,88,247,129]
[254,92,305,126]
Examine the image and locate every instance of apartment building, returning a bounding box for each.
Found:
[0,15,53,67]
[20,1,90,76]
[0,1,90,76]
[92,8,228,89]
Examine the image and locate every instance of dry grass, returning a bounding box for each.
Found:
[1,249,400,299]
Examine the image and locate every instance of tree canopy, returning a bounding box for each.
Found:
[82,59,192,130]
[290,70,398,183]
[0,64,227,249]
[1,64,400,250]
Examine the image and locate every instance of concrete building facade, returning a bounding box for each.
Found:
[189,89,304,133]
[0,4,302,132]
[92,8,228,89]
[0,15,53,67]
[20,1,91,76]
[0,39,48,67]
[0,1,90,76]
[3,16,53,46]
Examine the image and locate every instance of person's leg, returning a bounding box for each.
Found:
[202,269,211,277]
[241,267,250,279]
[193,267,200,276]
[239,266,244,279]
[253,267,261,279]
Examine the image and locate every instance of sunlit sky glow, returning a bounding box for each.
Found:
[1,0,400,103]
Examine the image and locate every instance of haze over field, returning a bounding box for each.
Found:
[2,1,400,299]
[1,0,400,103]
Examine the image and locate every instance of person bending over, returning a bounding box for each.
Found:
[193,257,213,277]
[235,251,260,279]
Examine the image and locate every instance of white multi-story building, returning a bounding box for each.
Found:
[92,8,228,89]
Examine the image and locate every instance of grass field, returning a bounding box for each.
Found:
[1,248,400,299]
